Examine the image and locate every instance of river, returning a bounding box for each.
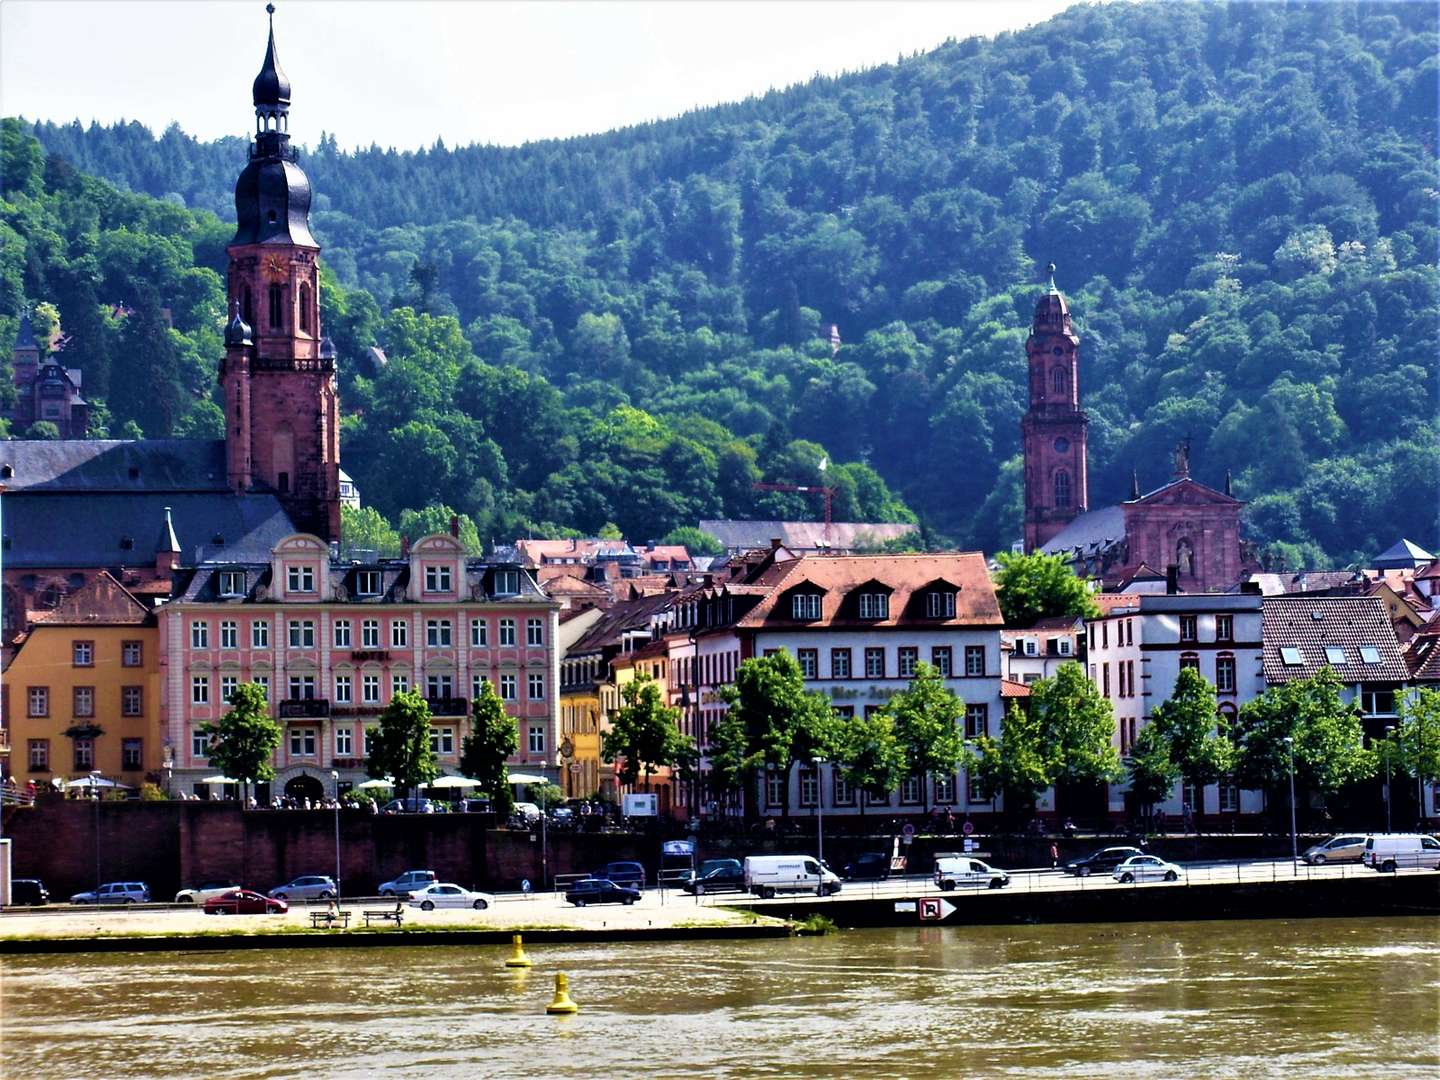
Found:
[2,917,1436,1077]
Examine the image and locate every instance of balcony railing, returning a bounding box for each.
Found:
[279,698,331,719]
[425,696,469,716]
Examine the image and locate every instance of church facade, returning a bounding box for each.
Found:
[1020,272,1248,594]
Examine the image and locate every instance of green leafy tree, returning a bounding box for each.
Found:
[970,701,1051,812]
[1148,667,1235,789]
[833,707,905,815]
[366,690,440,798]
[1234,669,1375,806]
[530,781,565,812]
[342,504,402,557]
[1035,662,1123,787]
[716,651,837,818]
[659,526,724,557]
[459,679,517,816]
[884,663,965,814]
[601,675,695,791]
[994,551,1099,627]
[23,421,59,440]
[396,504,482,553]
[200,682,281,805]
[1125,722,1182,823]
[1396,688,1440,794]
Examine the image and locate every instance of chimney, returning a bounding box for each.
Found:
[770,537,782,550]
[449,514,460,538]
[1166,564,1179,595]
[400,535,411,557]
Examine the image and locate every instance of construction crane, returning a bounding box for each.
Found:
[753,458,836,548]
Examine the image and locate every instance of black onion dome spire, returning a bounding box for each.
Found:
[252,4,291,108]
[1032,260,1072,334]
[233,3,316,248]
[225,299,253,346]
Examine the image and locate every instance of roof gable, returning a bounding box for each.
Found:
[31,570,151,626]
[1128,477,1241,508]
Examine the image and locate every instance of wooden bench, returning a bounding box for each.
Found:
[363,904,405,928]
[309,909,351,929]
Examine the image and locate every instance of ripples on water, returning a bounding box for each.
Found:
[2,917,1437,1078]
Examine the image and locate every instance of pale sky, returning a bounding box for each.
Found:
[1,0,1076,151]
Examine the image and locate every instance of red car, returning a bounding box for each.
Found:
[203,889,288,915]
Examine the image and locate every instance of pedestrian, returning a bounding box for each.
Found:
[1049,841,1059,869]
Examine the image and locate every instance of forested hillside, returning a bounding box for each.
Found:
[8,1,1439,564]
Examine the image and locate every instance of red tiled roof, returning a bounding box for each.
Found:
[1260,596,1409,684]
[29,570,150,626]
[736,553,1001,628]
[1092,593,1140,615]
[1000,679,1032,698]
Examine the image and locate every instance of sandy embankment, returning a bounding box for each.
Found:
[0,891,775,942]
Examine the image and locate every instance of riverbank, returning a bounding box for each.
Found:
[0,892,790,955]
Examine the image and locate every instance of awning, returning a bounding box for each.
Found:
[508,773,549,785]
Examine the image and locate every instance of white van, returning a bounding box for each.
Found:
[743,855,842,899]
[1362,833,1440,872]
[934,856,1009,891]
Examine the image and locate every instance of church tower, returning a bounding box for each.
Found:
[220,4,341,542]
[1021,264,1088,553]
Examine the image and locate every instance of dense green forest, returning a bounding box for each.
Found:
[5,0,1438,564]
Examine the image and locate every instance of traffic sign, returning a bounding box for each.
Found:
[901,823,916,838]
[962,820,974,836]
[918,897,956,921]
[569,762,583,774]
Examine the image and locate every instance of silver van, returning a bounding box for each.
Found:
[1301,835,1368,865]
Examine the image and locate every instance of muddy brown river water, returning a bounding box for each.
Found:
[2,917,1436,1077]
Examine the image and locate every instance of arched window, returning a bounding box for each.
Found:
[268,284,283,330]
[1054,469,1071,508]
[298,284,312,334]
[1052,366,1069,397]
[1180,652,1200,672]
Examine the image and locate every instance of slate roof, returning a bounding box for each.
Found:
[0,439,230,492]
[567,594,677,656]
[736,553,1002,629]
[1037,505,1127,558]
[4,492,295,569]
[1248,571,1367,596]
[1260,596,1410,684]
[1374,538,1436,569]
[699,519,915,552]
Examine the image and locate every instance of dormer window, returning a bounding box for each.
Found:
[1057,639,1073,656]
[218,571,246,598]
[1024,639,1038,657]
[424,565,452,593]
[354,570,380,596]
[926,591,956,618]
[286,565,315,593]
[859,593,889,620]
[791,593,821,620]
[494,570,520,596]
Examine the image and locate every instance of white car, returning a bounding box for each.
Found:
[1113,855,1182,884]
[407,882,495,911]
[175,882,241,904]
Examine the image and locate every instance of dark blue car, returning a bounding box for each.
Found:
[565,878,639,907]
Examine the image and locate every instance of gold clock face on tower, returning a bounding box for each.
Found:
[264,254,287,276]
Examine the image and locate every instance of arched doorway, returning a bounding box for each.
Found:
[284,773,324,804]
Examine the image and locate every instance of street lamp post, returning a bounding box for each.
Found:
[1383,727,1395,833]
[1283,737,1297,875]
[330,770,341,898]
[812,756,825,875]
[90,769,102,895]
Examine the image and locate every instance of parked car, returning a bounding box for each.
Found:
[1363,833,1440,872]
[381,797,435,814]
[9,879,49,906]
[204,889,287,915]
[267,875,337,901]
[408,883,495,911]
[934,857,1008,891]
[565,878,639,906]
[1113,855,1182,883]
[70,881,150,904]
[175,882,242,904]
[682,859,745,895]
[1301,835,1369,866]
[844,852,891,881]
[548,807,576,829]
[744,855,842,899]
[1064,846,1145,877]
[378,869,437,898]
[595,860,647,890]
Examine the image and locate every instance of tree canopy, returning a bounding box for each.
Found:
[365,690,441,796]
[994,551,1100,627]
[199,682,281,798]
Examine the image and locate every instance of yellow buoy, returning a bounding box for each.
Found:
[546,971,579,1015]
[505,933,533,968]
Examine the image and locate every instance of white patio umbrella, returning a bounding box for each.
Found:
[507,773,549,785]
[201,775,240,784]
[428,775,479,789]
[355,777,395,790]
[65,776,132,789]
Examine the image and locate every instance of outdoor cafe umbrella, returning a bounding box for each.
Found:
[65,776,132,790]
[507,773,548,785]
[355,777,395,790]
[428,775,479,789]
[201,775,240,784]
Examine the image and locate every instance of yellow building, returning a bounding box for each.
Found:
[558,683,604,800]
[4,572,161,792]
[610,641,677,815]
